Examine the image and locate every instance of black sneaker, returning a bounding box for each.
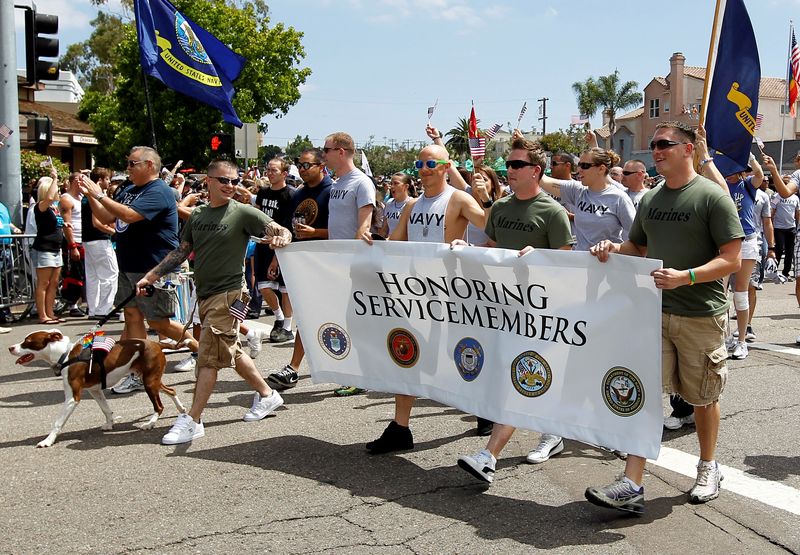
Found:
[69,307,87,317]
[266,364,299,390]
[476,417,494,436]
[271,327,294,343]
[366,421,414,454]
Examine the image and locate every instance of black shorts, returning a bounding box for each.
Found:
[253,243,286,289]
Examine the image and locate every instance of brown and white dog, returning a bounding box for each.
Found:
[9,329,186,447]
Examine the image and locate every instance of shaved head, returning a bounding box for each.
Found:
[420,144,449,160]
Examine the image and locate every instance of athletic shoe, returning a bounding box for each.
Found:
[174,355,196,373]
[161,414,204,445]
[745,325,756,342]
[270,325,294,344]
[366,420,413,454]
[730,341,748,360]
[68,307,87,317]
[334,385,366,397]
[457,449,496,483]
[243,390,283,422]
[269,319,284,341]
[526,433,564,464]
[111,374,144,394]
[0,327,11,334]
[663,413,695,430]
[689,460,723,503]
[585,476,645,514]
[725,335,737,352]
[475,417,493,437]
[266,365,299,390]
[246,330,264,359]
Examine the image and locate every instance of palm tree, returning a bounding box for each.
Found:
[444,117,474,159]
[572,70,642,149]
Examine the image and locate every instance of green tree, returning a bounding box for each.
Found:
[539,130,586,154]
[445,117,473,159]
[20,151,70,188]
[75,0,311,168]
[259,144,283,163]
[59,11,124,93]
[284,134,314,160]
[572,70,642,147]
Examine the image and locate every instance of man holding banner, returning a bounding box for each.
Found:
[589,122,743,514]
[365,143,487,454]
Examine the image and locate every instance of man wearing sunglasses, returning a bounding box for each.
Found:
[620,160,649,210]
[456,137,574,484]
[265,148,333,392]
[136,159,293,445]
[81,146,196,395]
[366,143,487,454]
[588,121,744,514]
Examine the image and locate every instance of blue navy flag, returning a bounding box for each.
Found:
[704,0,760,177]
[134,0,246,127]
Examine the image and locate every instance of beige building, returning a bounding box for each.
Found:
[596,52,796,168]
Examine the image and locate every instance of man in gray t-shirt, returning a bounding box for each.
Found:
[323,132,376,241]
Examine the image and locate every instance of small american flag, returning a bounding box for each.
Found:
[484,123,502,139]
[0,124,12,145]
[516,102,527,125]
[229,298,248,321]
[92,335,116,353]
[754,113,764,131]
[571,115,589,126]
[468,137,486,157]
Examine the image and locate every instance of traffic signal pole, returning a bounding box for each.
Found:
[0,1,23,225]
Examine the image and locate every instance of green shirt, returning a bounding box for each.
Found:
[630,175,744,316]
[182,201,272,299]
[486,191,574,250]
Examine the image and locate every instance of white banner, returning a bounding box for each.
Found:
[277,241,664,459]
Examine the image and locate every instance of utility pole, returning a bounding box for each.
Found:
[538,97,549,136]
[0,2,23,225]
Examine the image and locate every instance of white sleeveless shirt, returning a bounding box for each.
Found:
[407,187,455,243]
[64,192,82,243]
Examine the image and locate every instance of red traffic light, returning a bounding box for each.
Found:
[211,135,222,151]
[210,133,231,154]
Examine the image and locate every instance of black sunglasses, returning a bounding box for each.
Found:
[550,161,563,167]
[323,146,353,153]
[297,162,320,170]
[505,160,538,170]
[578,162,600,170]
[650,139,688,151]
[622,170,640,176]
[210,176,241,186]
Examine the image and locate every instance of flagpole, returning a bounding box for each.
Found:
[141,68,158,150]
[780,20,793,172]
[699,0,724,129]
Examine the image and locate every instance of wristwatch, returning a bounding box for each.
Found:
[95,192,107,201]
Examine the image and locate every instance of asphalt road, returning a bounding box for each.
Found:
[0,281,798,554]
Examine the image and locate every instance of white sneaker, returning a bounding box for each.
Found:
[110,373,144,394]
[730,341,748,360]
[689,460,723,503]
[243,390,283,422]
[161,414,204,445]
[0,327,11,334]
[457,449,496,483]
[663,413,695,430]
[526,433,564,464]
[725,335,737,352]
[174,355,196,373]
[246,330,264,359]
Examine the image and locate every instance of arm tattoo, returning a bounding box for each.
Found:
[151,241,192,279]
[263,221,292,242]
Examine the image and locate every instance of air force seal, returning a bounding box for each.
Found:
[511,351,552,398]
[453,337,484,382]
[318,323,350,360]
[602,366,644,417]
[387,328,419,368]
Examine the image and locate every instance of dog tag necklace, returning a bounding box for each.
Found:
[420,195,430,237]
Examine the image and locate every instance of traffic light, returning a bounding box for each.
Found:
[24,9,59,86]
[210,133,232,154]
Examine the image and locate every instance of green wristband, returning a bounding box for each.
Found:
[688,268,696,286]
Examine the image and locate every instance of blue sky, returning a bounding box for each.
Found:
[13,0,800,148]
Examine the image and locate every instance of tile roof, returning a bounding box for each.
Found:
[673,66,786,99]
[18,99,93,134]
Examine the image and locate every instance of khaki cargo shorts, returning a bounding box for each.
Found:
[197,289,249,370]
[662,312,728,406]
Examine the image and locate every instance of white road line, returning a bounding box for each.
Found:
[649,447,800,516]
[749,342,800,357]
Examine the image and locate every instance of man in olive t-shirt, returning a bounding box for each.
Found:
[138,160,293,446]
[588,122,743,514]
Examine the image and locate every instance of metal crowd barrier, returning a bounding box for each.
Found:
[0,234,36,321]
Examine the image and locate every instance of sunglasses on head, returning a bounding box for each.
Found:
[211,176,241,186]
[650,139,688,151]
[414,159,448,169]
[578,162,599,170]
[505,160,538,170]
[297,162,320,170]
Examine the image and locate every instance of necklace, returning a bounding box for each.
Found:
[419,195,431,237]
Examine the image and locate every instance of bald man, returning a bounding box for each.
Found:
[621,159,649,210]
[366,143,488,454]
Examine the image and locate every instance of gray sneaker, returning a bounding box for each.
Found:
[663,413,695,430]
[110,373,144,394]
[243,390,283,422]
[585,476,645,514]
[270,326,294,343]
[689,460,723,503]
